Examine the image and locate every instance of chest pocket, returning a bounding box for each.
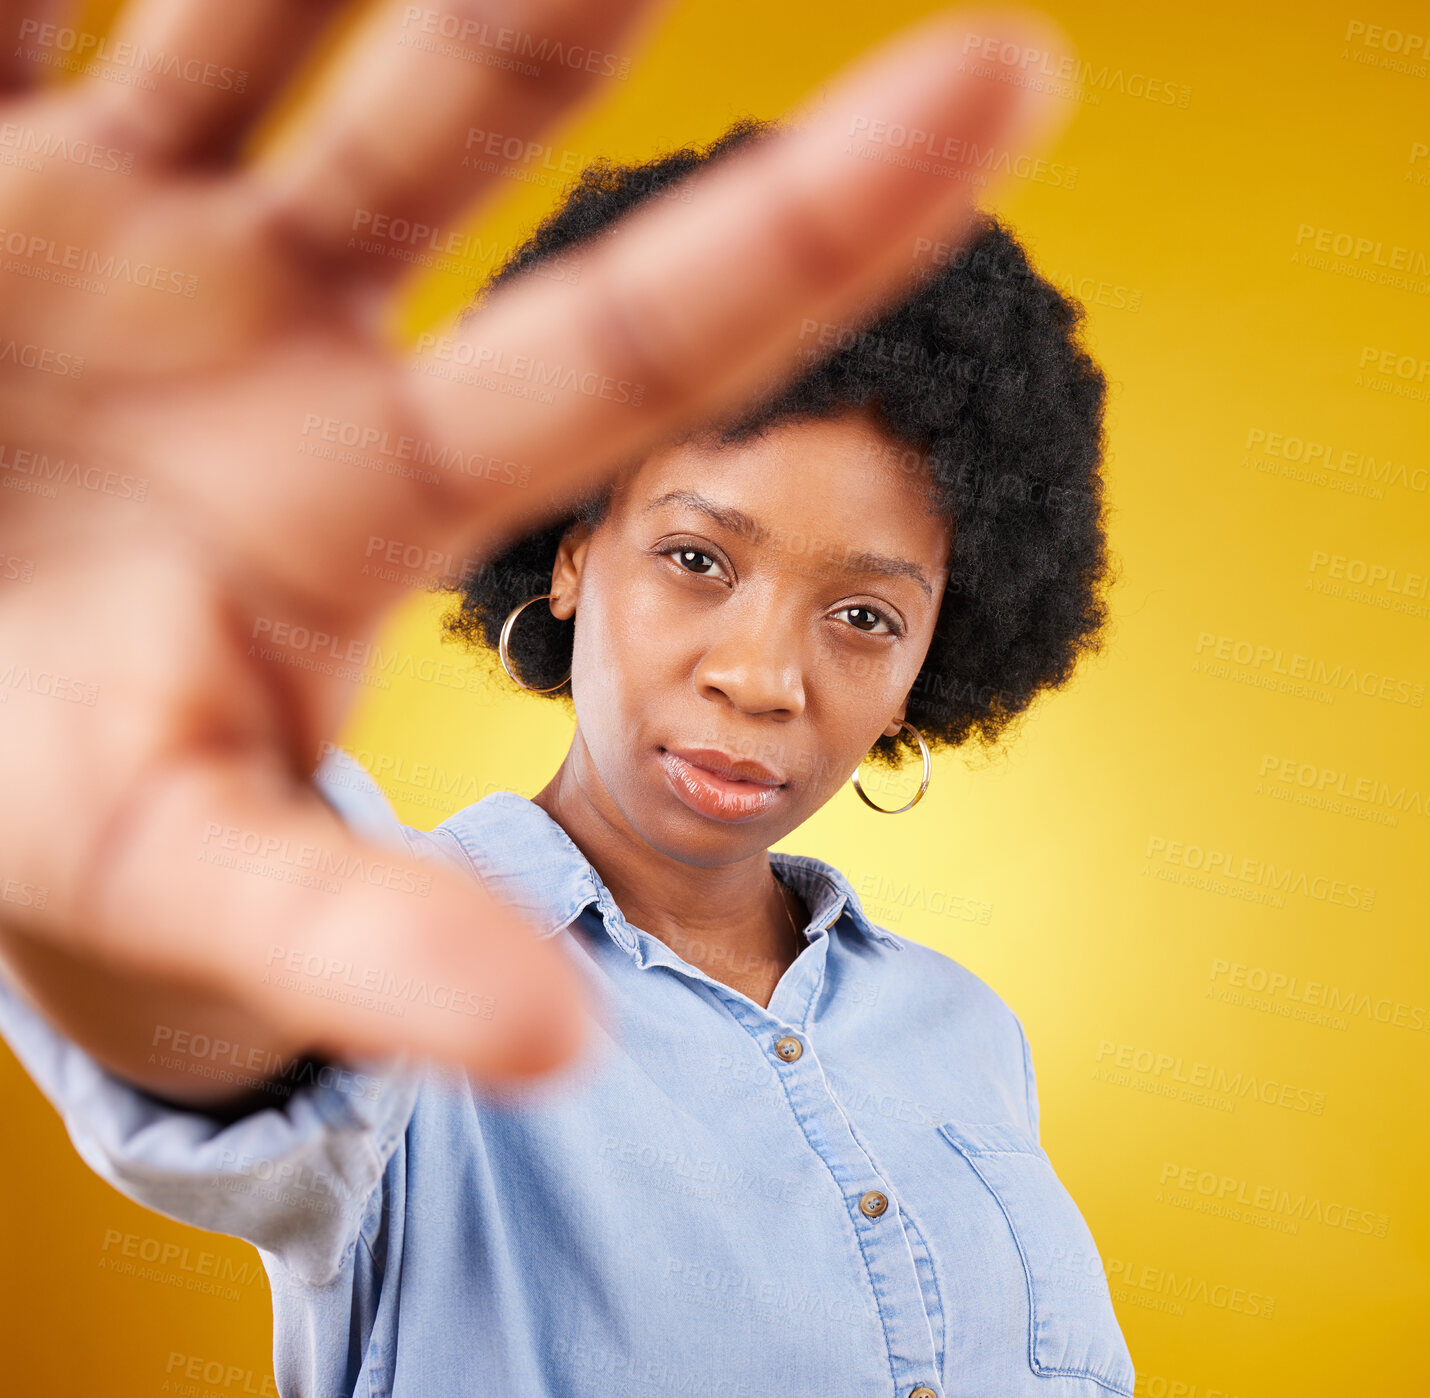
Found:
[938,1120,1135,1396]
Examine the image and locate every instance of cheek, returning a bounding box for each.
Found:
[569,568,671,717]
[587,564,689,665]
[815,637,910,714]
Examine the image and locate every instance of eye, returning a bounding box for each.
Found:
[658,542,727,579]
[839,605,899,637]
[657,540,903,636]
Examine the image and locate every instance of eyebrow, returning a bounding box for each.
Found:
[642,489,934,600]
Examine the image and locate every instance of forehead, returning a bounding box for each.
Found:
[613,409,952,568]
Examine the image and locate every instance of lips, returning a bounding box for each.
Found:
[657,747,788,822]
[661,747,786,786]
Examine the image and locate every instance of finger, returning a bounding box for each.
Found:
[250,0,661,278]
[0,544,593,1083]
[119,9,1072,626]
[0,0,73,91]
[71,747,595,1082]
[72,0,349,165]
[399,7,1077,557]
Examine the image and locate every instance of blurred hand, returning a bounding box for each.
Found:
[0,0,1071,1083]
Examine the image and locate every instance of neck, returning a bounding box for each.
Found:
[530,736,807,1001]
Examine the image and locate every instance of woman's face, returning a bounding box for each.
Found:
[549,406,953,865]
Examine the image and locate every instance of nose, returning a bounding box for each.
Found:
[691,596,807,719]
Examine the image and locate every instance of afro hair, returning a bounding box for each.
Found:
[441,116,1116,772]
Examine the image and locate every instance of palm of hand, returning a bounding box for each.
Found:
[0,1,1065,1081]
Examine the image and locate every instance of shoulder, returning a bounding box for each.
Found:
[878,928,1022,1026]
[869,929,1040,1139]
[313,744,406,839]
[313,745,468,872]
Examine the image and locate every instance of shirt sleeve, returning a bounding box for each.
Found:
[0,744,432,1288]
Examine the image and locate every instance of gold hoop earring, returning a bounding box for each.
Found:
[851,720,931,814]
[498,592,572,693]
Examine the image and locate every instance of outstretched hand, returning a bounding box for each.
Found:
[0,0,1071,1085]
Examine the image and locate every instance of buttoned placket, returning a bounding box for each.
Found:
[597,887,945,1398]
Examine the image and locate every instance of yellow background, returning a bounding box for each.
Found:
[3,1,1427,1395]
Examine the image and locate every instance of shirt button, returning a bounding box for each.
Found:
[858,1190,888,1218]
[909,1388,938,1398]
[774,1035,803,1062]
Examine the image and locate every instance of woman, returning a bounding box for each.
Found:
[0,119,1128,1398]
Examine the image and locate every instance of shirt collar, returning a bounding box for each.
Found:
[431,791,902,953]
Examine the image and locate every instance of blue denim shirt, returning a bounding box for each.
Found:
[0,747,1134,1398]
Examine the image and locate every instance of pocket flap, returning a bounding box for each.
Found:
[939,1119,1046,1158]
